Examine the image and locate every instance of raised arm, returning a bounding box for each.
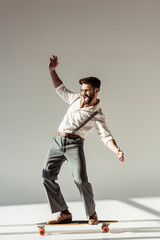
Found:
[49,55,63,88]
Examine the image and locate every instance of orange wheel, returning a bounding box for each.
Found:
[39,228,45,236]
[102,225,109,233]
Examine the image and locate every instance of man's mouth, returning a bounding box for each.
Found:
[84,96,89,101]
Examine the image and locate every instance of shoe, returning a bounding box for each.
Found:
[47,212,72,224]
[88,212,98,225]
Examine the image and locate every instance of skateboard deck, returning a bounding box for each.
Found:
[36,220,118,235]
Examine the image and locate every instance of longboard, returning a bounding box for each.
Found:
[36,220,118,235]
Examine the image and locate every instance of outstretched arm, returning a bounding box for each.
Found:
[106,139,125,162]
[49,55,62,88]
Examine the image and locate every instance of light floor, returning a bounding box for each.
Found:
[0,197,160,240]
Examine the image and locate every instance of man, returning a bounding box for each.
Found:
[42,55,124,225]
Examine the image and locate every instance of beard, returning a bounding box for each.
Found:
[83,92,95,105]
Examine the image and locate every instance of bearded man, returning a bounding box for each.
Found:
[42,55,124,225]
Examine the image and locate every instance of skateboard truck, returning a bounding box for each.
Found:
[101,223,110,233]
[38,226,46,236]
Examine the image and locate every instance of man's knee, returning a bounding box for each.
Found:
[74,177,88,187]
[73,172,88,185]
[42,169,49,179]
[42,169,58,182]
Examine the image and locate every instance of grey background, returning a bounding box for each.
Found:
[0,0,160,206]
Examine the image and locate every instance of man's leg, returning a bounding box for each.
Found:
[64,138,96,218]
[42,136,68,214]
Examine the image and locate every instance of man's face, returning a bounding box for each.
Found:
[80,83,96,105]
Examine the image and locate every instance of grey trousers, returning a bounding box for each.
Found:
[42,135,95,216]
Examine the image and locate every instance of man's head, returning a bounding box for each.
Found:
[79,77,101,89]
[79,77,101,105]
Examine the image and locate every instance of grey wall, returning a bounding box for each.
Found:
[0,0,160,206]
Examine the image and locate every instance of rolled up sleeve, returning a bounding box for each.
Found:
[55,83,79,105]
[94,113,114,145]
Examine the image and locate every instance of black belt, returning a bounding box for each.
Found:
[56,132,84,141]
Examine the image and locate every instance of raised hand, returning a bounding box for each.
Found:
[49,55,59,71]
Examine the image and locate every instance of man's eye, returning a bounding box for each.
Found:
[81,89,90,93]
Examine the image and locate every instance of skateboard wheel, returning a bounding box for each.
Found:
[39,228,45,236]
[101,223,107,230]
[102,225,109,233]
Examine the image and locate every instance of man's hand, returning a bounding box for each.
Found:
[49,54,62,88]
[106,140,125,163]
[49,55,59,72]
[116,147,124,162]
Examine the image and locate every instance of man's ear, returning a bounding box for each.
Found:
[95,88,99,93]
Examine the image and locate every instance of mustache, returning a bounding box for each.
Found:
[81,94,89,98]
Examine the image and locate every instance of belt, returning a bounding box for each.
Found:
[56,132,84,141]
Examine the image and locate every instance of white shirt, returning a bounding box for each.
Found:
[55,83,114,145]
